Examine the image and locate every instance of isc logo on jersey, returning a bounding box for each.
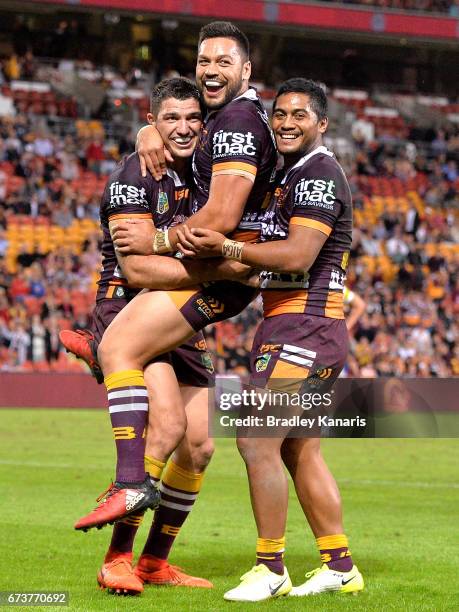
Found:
[109,182,149,208]
[212,130,257,158]
[294,178,336,209]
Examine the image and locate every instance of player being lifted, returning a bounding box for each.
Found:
[72,22,277,530]
[63,78,251,592]
[177,79,364,601]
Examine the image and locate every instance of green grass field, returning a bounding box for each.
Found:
[0,409,458,611]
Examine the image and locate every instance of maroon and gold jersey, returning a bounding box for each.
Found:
[96,153,191,301]
[191,88,277,241]
[259,145,352,319]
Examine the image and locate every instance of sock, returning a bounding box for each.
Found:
[106,513,144,558]
[105,369,148,483]
[256,537,285,575]
[317,534,353,572]
[141,461,203,561]
[144,455,166,486]
[106,454,163,557]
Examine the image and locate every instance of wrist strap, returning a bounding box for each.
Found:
[222,239,244,261]
[153,229,172,254]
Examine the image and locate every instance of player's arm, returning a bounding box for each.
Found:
[177,223,327,274]
[109,220,251,288]
[115,117,262,254]
[111,174,253,255]
[346,290,366,331]
[171,173,253,239]
[116,251,252,289]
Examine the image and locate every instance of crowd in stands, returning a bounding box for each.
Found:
[0,77,458,377]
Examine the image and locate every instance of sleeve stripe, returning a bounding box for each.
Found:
[290,217,332,236]
[212,161,257,175]
[108,213,152,221]
[212,168,255,183]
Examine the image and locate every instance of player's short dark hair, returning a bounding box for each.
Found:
[274,78,328,121]
[150,77,201,115]
[198,21,249,60]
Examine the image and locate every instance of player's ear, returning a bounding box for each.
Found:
[147,112,156,125]
[242,60,251,82]
[319,117,328,134]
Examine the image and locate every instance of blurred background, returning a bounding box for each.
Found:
[0,0,458,380]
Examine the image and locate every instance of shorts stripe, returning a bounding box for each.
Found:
[279,352,314,367]
[282,344,317,358]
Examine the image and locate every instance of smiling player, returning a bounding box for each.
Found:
[63,78,252,592]
[73,21,277,532]
[177,78,364,601]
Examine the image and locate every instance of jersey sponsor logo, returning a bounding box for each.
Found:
[260,270,309,290]
[108,182,149,209]
[193,296,225,321]
[255,353,271,372]
[306,367,334,389]
[260,211,287,239]
[212,129,257,158]
[329,269,345,290]
[156,190,169,214]
[260,343,281,353]
[175,187,189,201]
[317,367,333,379]
[294,178,336,209]
[194,338,207,351]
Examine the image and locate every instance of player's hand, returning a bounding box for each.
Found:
[136,124,173,180]
[112,219,155,255]
[176,225,225,258]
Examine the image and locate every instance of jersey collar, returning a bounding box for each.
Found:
[165,167,184,187]
[280,145,333,185]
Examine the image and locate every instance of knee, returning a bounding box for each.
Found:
[176,436,215,473]
[190,438,215,472]
[145,412,187,461]
[236,437,271,466]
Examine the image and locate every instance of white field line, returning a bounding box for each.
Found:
[0,459,458,489]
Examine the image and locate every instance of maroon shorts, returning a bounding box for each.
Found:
[249,313,349,393]
[167,281,258,332]
[91,298,215,388]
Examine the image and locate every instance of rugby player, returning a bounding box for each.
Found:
[177,78,364,601]
[63,78,249,592]
[74,21,277,530]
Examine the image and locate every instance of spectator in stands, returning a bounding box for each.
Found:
[85,136,105,175]
[28,314,47,363]
[386,226,410,263]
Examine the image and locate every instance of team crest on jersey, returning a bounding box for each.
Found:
[157,191,169,214]
[255,354,271,372]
